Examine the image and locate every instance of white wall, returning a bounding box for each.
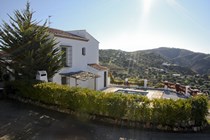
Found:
[54,32,98,72]
[52,30,107,90]
[79,79,95,90]
[68,30,99,64]
[68,77,95,90]
[55,37,86,71]
[52,73,61,84]
[87,65,109,90]
[96,70,108,90]
[87,78,95,90]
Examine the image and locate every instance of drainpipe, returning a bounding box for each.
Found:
[94,77,96,90]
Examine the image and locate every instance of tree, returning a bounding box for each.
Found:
[0,2,63,80]
[0,65,2,81]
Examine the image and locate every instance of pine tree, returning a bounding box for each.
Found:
[0,2,63,80]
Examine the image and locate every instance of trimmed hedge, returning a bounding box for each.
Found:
[5,80,208,129]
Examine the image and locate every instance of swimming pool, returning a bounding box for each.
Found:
[115,89,148,96]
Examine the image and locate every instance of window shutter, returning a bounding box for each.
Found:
[61,46,72,67]
[61,47,67,66]
[67,46,72,67]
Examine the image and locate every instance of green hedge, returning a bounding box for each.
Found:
[5,80,208,128]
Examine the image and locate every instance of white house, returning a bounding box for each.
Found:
[48,28,109,90]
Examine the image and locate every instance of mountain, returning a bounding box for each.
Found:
[99,49,196,81]
[143,47,210,74]
[99,47,210,78]
[142,47,194,60]
[99,48,210,90]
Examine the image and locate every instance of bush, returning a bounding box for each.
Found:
[151,98,192,126]
[190,95,208,125]
[5,80,208,128]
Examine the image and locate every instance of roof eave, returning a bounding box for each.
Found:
[54,34,89,42]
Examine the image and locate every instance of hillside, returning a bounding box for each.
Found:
[99,48,197,74]
[99,49,195,84]
[143,47,194,60]
[144,47,210,74]
[99,48,210,91]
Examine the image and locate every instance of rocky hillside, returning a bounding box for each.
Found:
[99,49,195,81]
[144,47,210,74]
[99,48,210,90]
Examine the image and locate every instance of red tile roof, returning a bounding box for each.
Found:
[88,63,108,71]
[48,28,89,42]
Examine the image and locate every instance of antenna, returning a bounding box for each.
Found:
[48,15,52,27]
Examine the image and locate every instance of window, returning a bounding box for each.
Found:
[61,76,67,85]
[82,47,86,56]
[61,46,72,67]
[61,47,67,66]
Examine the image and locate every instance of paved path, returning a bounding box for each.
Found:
[0,99,210,140]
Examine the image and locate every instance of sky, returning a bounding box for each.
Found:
[0,0,210,54]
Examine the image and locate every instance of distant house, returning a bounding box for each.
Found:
[172,74,181,77]
[162,62,171,66]
[48,28,109,90]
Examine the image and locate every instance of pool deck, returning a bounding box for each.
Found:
[102,86,187,100]
[146,90,163,99]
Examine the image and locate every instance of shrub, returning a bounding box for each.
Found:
[5,80,208,129]
[190,95,208,125]
[151,98,192,127]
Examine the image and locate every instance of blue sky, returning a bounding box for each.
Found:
[1,0,210,53]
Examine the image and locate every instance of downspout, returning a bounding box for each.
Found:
[94,77,96,90]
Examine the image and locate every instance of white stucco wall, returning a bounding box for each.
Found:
[68,30,99,64]
[52,73,62,85]
[68,77,95,90]
[54,31,99,71]
[51,30,107,90]
[87,65,108,90]
[97,70,108,90]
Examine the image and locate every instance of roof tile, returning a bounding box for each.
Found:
[88,63,108,71]
[48,28,89,42]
